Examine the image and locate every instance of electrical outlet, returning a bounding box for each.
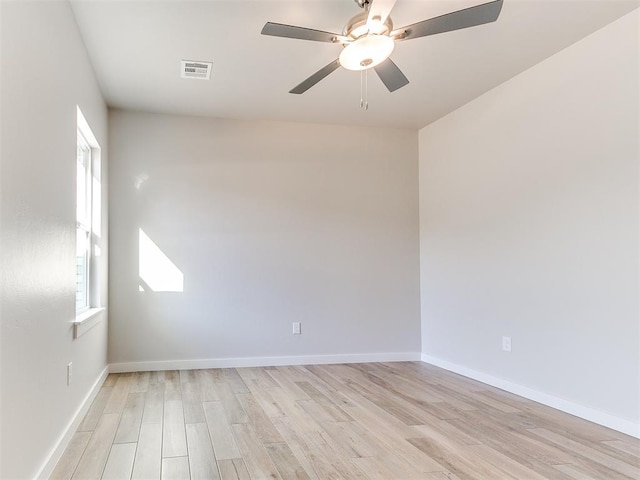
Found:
[502,336,512,352]
[67,362,73,386]
[292,322,301,335]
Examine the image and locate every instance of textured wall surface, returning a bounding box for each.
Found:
[419,11,639,428]
[108,111,421,365]
[0,2,109,478]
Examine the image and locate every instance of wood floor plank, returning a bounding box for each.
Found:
[204,401,241,460]
[466,444,549,480]
[336,388,417,439]
[149,371,163,384]
[186,423,221,480]
[343,375,440,426]
[232,423,282,479]
[103,374,119,387]
[319,420,380,458]
[554,463,601,480]
[331,462,369,480]
[264,442,312,480]
[444,416,578,479]
[267,370,312,401]
[461,389,522,414]
[206,368,226,382]
[402,381,477,415]
[567,429,639,461]
[237,367,279,389]
[142,382,164,425]
[519,401,629,442]
[161,456,190,480]
[422,472,463,480]
[408,434,521,480]
[102,442,136,480]
[296,398,336,425]
[56,363,640,480]
[71,413,120,480]
[132,423,162,480]
[236,393,285,444]
[214,382,249,424]
[295,381,353,422]
[303,365,347,392]
[561,459,634,480]
[352,455,422,480]
[180,369,198,383]
[77,387,114,432]
[247,385,286,419]
[103,374,132,415]
[163,370,182,402]
[217,458,251,480]
[469,386,533,407]
[49,431,91,480]
[526,427,639,479]
[163,400,188,458]
[224,368,250,394]
[183,380,206,424]
[603,439,640,457]
[130,371,151,393]
[265,387,304,420]
[271,418,325,480]
[196,369,220,402]
[278,419,367,480]
[114,392,145,443]
[341,413,446,474]
[364,363,446,404]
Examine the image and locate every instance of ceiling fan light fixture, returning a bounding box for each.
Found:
[339,35,395,71]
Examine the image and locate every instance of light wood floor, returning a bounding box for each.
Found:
[51,362,640,480]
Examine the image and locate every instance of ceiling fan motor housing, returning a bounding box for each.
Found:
[353,0,371,9]
[343,11,393,39]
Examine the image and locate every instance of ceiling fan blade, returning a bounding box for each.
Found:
[374,58,409,92]
[261,22,341,43]
[367,0,398,27]
[289,60,341,94]
[396,0,503,41]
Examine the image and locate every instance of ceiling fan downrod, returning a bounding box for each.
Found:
[354,0,371,10]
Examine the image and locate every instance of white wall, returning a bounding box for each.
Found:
[419,10,639,434]
[0,2,109,478]
[108,111,420,368]
[109,111,420,368]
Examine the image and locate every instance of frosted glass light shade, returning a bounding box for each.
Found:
[339,35,395,71]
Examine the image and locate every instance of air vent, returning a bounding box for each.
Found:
[181,60,212,80]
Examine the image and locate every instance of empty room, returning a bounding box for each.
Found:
[1,0,639,479]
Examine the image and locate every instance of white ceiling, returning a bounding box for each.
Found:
[70,0,638,129]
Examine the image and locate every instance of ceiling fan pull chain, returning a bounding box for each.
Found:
[365,68,369,110]
[360,70,364,108]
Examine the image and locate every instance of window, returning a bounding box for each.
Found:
[76,130,91,313]
[75,107,101,320]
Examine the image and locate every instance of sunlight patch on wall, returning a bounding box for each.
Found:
[139,228,184,292]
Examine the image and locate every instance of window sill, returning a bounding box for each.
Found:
[73,307,105,339]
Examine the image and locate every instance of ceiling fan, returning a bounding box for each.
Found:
[261,0,504,95]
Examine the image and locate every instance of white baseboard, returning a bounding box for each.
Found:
[35,365,110,480]
[109,351,421,373]
[421,354,640,439]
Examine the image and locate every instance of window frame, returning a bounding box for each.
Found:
[76,129,92,315]
[74,106,102,334]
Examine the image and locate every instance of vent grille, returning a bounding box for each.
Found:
[181,60,212,80]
